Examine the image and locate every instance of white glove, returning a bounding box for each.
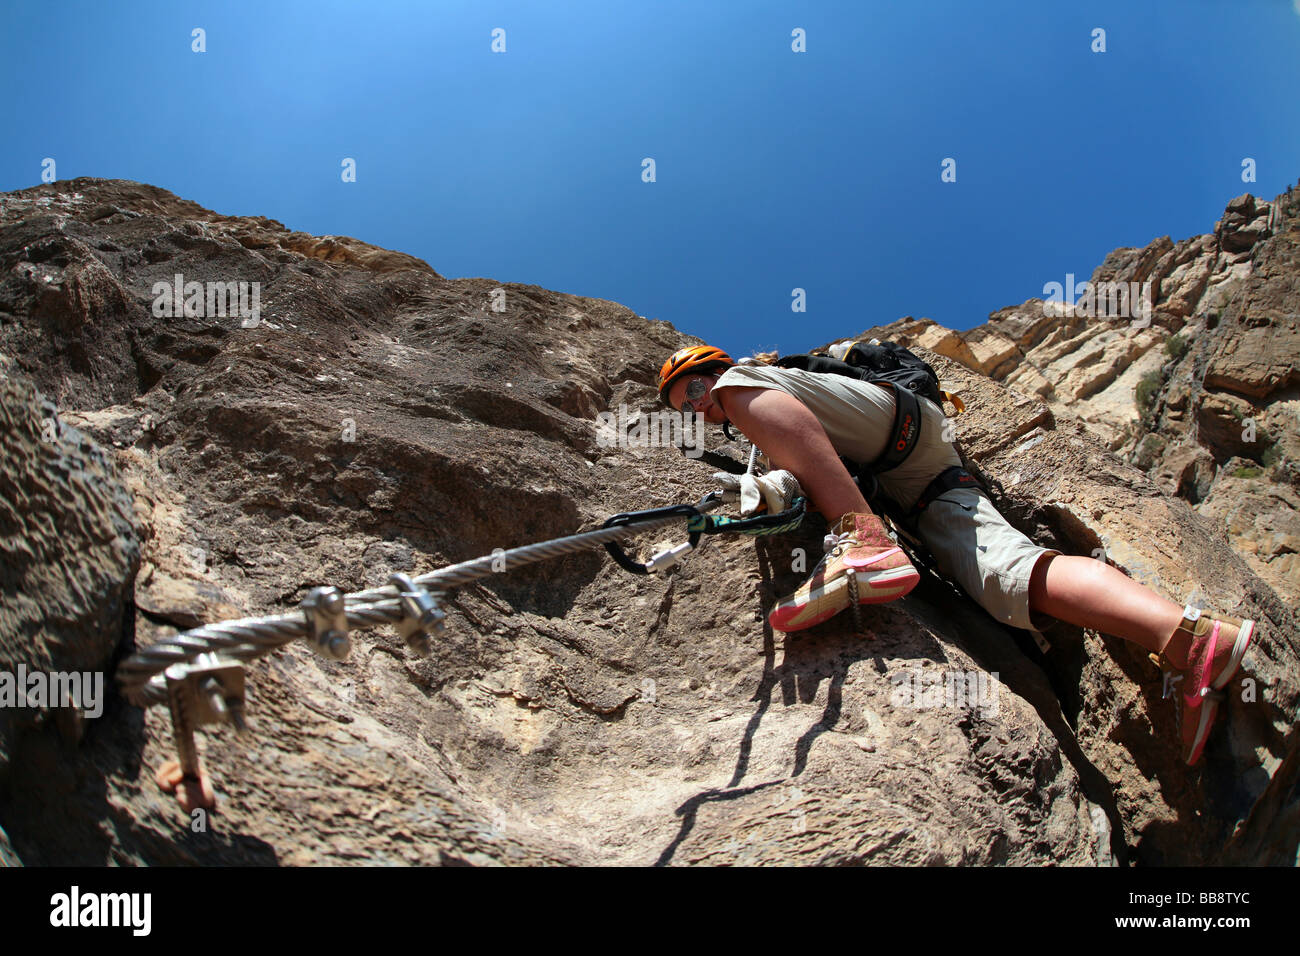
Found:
[712,469,803,516]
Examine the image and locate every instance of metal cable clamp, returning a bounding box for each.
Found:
[302,586,352,661]
[388,573,446,655]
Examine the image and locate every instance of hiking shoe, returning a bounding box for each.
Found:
[768,512,919,633]
[1181,610,1254,707]
[1153,606,1255,766]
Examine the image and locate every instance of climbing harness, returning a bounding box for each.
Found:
[909,465,986,516]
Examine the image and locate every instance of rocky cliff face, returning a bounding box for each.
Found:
[0,178,1296,866]
[866,186,1300,609]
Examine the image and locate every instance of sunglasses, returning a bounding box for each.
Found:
[675,376,710,413]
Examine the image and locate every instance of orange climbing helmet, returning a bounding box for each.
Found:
[657,345,734,404]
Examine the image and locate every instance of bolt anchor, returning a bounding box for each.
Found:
[157,653,246,812]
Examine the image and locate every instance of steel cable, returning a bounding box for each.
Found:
[119,495,722,706]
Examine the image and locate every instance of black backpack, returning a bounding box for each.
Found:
[773,341,949,410]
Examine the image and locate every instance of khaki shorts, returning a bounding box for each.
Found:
[914,487,1059,633]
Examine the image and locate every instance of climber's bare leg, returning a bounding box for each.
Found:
[1028,554,1189,663]
[714,386,871,522]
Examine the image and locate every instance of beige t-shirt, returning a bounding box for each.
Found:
[712,364,893,464]
[710,363,961,509]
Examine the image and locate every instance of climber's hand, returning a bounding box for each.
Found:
[712,470,803,516]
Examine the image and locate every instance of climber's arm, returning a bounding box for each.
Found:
[712,384,872,522]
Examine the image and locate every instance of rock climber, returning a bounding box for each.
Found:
[657,344,1256,765]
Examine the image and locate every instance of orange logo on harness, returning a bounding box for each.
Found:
[895,414,915,451]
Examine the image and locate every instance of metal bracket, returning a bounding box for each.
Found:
[159,653,247,810]
[388,573,445,655]
[302,586,352,660]
[165,653,247,735]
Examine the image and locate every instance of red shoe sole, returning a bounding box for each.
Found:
[770,566,920,632]
[1184,694,1220,765]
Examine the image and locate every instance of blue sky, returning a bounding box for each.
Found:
[2,0,1298,358]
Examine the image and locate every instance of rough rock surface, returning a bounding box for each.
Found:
[864,186,1300,608]
[0,178,1296,866]
[0,362,139,840]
